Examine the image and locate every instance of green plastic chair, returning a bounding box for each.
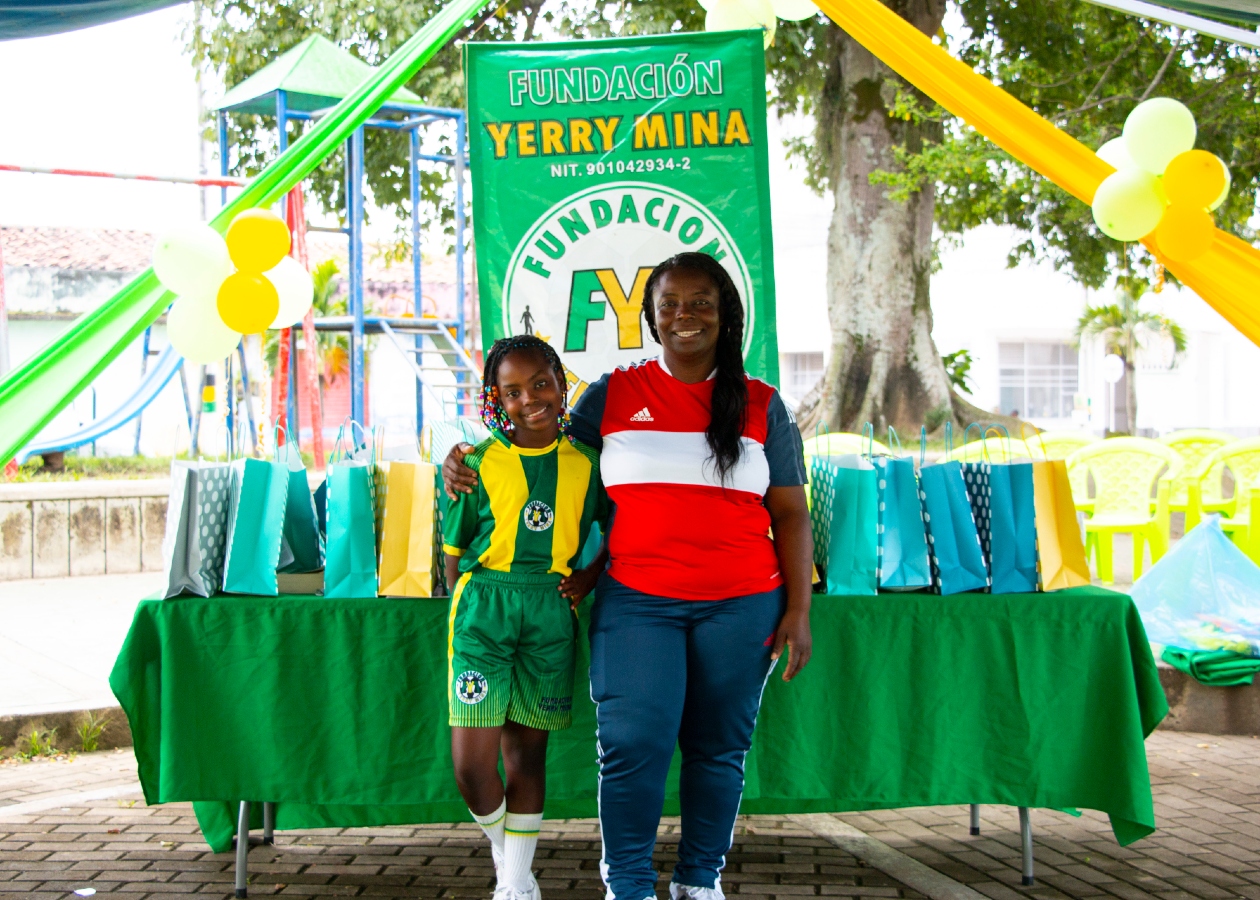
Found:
[1066,438,1182,583]
[1025,430,1098,514]
[1160,429,1235,520]
[1186,438,1260,562]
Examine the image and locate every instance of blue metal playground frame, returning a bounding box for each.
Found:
[217,89,470,443]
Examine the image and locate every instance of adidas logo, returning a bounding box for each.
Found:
[630,407,654,423]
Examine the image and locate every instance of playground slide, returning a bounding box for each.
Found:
[18,344,182,462]
[0,0,490,466]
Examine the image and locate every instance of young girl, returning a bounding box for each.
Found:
[442,335,608,900]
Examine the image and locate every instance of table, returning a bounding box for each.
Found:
[110,587,1166,871]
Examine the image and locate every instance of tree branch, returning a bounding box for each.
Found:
[1138,31,1182,102]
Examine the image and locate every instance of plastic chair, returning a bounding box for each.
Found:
[1066,438,1182,583]
[941,436,1032,464]
[1035,430,1098,460]
[1160,429,1235,520]
[1186,438,1260,562]
[1024,430,1097,514]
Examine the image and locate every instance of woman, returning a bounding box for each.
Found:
[445,251,812,900]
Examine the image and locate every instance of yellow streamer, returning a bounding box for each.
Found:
[815,0,1260,346]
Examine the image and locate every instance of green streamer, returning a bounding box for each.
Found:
[0,0,490,465]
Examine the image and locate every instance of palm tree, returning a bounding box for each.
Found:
[1074,277,1187,435]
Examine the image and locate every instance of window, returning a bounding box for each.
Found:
[781,352,824,405]
[998,342,1078,420]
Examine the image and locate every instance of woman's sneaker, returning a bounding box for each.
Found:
[670,882,724,900]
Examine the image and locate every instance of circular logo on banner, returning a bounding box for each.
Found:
[523,500,555,532]
[455,670,488,704]
[502,182,754,389]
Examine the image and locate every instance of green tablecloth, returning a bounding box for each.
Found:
[109,586,1167,853]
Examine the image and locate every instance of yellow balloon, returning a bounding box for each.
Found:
[1163,150,1226,209]
[217,272,280,334]
[1154,204,1215,263]
[1209,155,1231,211]
[226,208,291,273]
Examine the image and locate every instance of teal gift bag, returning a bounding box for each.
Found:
[811,453,879,595]
[221,452,290,596]
[959,425,1039,594]
[872,426,932,591]
[917,426,990,595]
[275,425,324,574]
[323,422,379,598]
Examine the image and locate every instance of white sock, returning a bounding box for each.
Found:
[471,800,507,871]
[504,811,543,891]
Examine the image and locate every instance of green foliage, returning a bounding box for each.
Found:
[18,727,57,760]
[77,712,109,753]
[1074,285,1188,363]
[873,1,1260,289]
[941,348,974,394]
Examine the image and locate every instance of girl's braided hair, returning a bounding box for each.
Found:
[641,251,748,482]
[478,334,569,435]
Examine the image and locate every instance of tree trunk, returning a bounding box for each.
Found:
[799,0,952,436]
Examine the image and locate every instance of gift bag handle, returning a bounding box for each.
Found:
[961,423,984,463]
[1018,422,1048,460]
[862,422,875,460]
[886,426,903,457]
[944,420,955,457]
[919,425,927,468]
[984,424,1012,463]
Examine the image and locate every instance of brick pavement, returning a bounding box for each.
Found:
[1,732,1257,900]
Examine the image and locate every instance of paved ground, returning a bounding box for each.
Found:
[1,731,1257,900]
[0,573,159,717]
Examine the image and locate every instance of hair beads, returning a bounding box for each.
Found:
[479,335,571,438]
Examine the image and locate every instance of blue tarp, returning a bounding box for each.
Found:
[0,0,183,40]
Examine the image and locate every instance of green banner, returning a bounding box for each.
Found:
[464,30,779,392]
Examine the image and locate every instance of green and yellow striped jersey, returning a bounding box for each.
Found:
[442,432,608,577]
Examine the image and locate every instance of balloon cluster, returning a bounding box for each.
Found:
[702,0,818,48]
[153,209,316,364]
[1091,98,1230,263]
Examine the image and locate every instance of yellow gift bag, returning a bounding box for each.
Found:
[1031,459,1092,590]
[377,461,439,597]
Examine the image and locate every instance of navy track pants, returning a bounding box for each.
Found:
[589,574,785,900]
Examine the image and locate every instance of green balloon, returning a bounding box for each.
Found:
[1123,98,1196,175]
[1092,168,1165,241]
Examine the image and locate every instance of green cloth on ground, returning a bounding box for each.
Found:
[1161,646,1260,686]
[109,586,1166,853]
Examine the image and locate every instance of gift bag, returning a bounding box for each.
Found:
[222,454,290,596]
[811,454,879,595]
[161,460,232,598]
[377,461,440,597]
[873,427,932,590]
[275,427,324,574]
[324,422,379,598]
[1032,458,1092,590]
[918,427,989,595]
[959,425,1039,594]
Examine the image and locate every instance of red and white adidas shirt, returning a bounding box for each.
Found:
[569,358,807,601]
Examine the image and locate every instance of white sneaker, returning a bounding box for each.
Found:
[497,882,540,900]
[670,882,725,900]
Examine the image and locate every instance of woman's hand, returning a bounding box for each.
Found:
[771,607,812,681]
[442,443,478,500]
[559,565,601,610]
[765,484,813,682]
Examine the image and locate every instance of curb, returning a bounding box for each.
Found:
[1,707,133,758]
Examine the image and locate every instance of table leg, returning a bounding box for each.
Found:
[263,802,276,845]
[235,800,250,898]
[969,804,980,835]
[1018,807,1034,886]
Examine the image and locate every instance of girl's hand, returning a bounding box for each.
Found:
[442,443,478,500]
[559,566,600,610]
[772,608,812,682]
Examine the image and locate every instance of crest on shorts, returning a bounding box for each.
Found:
[523,500,554,532]
[455,670,488,704]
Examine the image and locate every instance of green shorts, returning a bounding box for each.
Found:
[447,569,577,731]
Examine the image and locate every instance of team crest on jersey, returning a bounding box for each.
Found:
[455,670,488,704]
[523,500,554,532]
